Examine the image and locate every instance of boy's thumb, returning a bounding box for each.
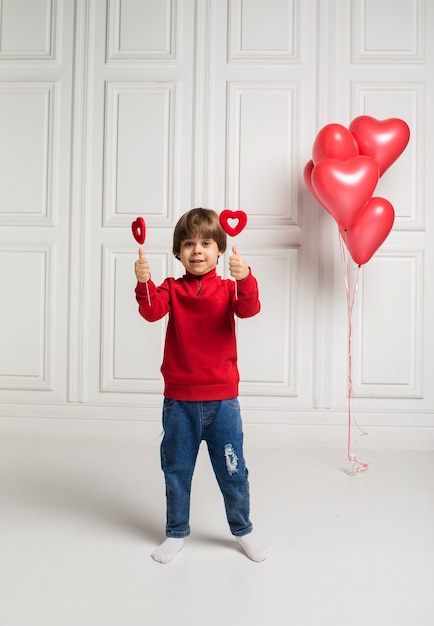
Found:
[138,248,144,259]
[232,245,239,256]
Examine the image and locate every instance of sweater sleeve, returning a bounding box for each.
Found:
[135,278,170,322]
[232,269,261,319]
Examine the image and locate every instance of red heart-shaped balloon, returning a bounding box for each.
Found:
[312,123,359,164]
[311,156,380,230]
[219,210,247,236]
[131,216,146,245]
[343,197,395,265]
[303,159,323,204]
[349,116,410,177]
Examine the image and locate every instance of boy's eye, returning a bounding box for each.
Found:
[182,239,212,248]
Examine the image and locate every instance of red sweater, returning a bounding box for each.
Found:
[135,268,260,400]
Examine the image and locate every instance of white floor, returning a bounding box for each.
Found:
[1,432,433,626]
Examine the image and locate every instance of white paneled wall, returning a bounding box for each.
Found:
[0,0,433,446]
[326,0,434,427]
[0,0,73,407]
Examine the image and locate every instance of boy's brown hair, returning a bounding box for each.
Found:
[173,208,227,258]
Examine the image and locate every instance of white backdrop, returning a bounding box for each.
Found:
[0,0,433,448]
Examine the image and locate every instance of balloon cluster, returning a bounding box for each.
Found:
[304,116,410,265]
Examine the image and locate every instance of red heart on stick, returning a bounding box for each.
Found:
[349,116,410,177]
[219,210,247,236]
[131,216,146,245]
[311,156,380,230]
[343,197,395,265]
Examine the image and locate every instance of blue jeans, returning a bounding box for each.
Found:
[160,398,252,538]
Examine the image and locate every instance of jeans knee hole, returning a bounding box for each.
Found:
[224,443,239,476]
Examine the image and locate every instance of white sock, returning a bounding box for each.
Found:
[151,538,185,564]
[236,533,268,562]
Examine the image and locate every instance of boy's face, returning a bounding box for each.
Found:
[179,237,222,276]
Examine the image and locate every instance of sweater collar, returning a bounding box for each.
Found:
[184,268,217,282]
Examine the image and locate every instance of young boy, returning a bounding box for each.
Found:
[134,208,267,564]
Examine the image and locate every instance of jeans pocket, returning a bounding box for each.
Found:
[162,397,176,433]
[163,396,175,408]
[223,398,240,409]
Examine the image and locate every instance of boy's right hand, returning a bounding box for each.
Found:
[135,248,150,283]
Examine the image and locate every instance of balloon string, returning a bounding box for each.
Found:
[339,231,369,474]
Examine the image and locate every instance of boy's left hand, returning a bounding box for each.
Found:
[229,245,249,280]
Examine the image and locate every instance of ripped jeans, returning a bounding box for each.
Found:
[160,397,252,539]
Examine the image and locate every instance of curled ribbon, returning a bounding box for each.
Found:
[339,231,369,475]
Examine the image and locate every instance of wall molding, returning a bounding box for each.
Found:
[226,81,300,226]
[100,245,169,394]
[0,81,57,226]
[227,0,300,64]
[237,247,299,396]
[106,0,178,64]
[353,249,424,398]
[351,0,425,64]
[0,0,57,61]
[191,0,212,205]
[0,244,54,390]
[67,0,92,403]
[103,81,177,227]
